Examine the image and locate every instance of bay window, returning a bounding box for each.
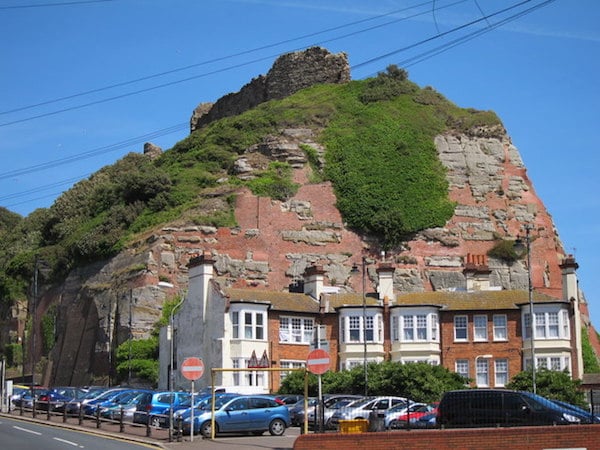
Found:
[231,307,267,341]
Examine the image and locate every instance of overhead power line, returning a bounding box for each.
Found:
[0,0,468,128]
[0,123,187,181]
[353,0,538,70]
[1,0,555,207]
[0,0,444,117]
[0,0,114,10]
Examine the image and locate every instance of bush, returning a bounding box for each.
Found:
[506,368,587,408]
[246,162,299,201]
[488,239,521,262]
[4,343,23,366]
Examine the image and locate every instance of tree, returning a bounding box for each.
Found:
[278,362,467,402]
[506,369,587,408]
[115,337,159,386]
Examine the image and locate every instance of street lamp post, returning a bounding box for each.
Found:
[352,257,368,396]
[161,282,183,443]
[514,224,536,394]
[128,289,133,386]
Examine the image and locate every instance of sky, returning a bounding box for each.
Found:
[1,0,599,326]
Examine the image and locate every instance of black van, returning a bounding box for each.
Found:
[437,389,593,428]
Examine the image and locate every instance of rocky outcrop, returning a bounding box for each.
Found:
[143,142,162,159]
[190,47,350,131]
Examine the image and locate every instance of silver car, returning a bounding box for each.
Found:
[308,397,365,430]
[329,396,408,429]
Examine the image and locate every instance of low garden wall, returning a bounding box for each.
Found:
[294,425,600,450]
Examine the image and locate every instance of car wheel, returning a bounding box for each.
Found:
[269,418,286,436]
[200,420,214,438]
[150,416,161,428]
[389,419,399,430]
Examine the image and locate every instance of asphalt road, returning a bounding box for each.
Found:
[0,412,302,450]
[0,415,157,449]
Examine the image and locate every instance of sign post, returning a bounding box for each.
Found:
[306,348,330,433]
[181,357,204,441]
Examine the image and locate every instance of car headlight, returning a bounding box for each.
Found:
[562,413,581,423]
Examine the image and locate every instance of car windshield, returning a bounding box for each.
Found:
[351,397,375,409]
[329,399,356,409]
[387,401,410,413]
[522,392,564,412]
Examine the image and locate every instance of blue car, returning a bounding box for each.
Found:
[133,391,191,428]
[82,388,136,416]
[182,394,290,437]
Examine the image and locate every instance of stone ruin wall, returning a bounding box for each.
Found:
[190,47,350,131]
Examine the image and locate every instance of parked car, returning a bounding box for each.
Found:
[289,397,317,426]
[173,392,240,421]
[383,401,424,429]
[12,387,46,409]
[81,388,136,416]
[35,389,74,412]
[96,389,153,420]
[437,389,597,428]
[100,391,148,421]
[294,394,362,428]
[275,394,304,409]
[133,391,191,428]
[329,396,407,429]
[181,394,290,437]
[411,410,437,429]
[390,402,438,429]
[308,397,365,430]
[64,387,119,415]
[549,399,600,424]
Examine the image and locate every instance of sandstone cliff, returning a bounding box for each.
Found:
[20,47,595,387]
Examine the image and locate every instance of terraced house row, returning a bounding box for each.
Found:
[158,252,583,393]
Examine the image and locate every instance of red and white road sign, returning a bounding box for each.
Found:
[306,348,330,375]
[181,357,204,381]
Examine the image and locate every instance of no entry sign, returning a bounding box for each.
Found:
[306,348,330,375]
[181,357,204,381]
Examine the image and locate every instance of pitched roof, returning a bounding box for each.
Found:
[223,287,564,314]
[394,290,562,311]
[224,288,320,313]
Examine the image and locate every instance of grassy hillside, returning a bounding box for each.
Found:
[0,66,501,310]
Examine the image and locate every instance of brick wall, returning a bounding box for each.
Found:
[440,310,522,387]
[293,426,600,450]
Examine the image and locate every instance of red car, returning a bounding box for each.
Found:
[392,403,438,428]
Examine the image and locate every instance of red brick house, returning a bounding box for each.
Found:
[159,253,583,393]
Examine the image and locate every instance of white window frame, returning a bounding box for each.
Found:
[232,311,240,339]
[476,358,489,387]
[279,360,305,381]
[494,359,508,387]
[230,307,267,341]
[454,315,468,341]
[524,355,571,374]
[279,316,314,344]
[524,307,570,340]
[396,312,439,343]
[340,311,382,344]
[493,314,507,341]
[230,357,266,387]
[455,359,469,380]
[473,315,488,342]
